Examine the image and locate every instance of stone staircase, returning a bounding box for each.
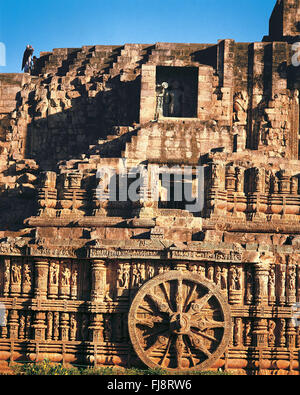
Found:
[0,43,226,198]
[88,128,138,158]
[57,125,143,173]
[0,74,39,189]
[65,45,123,78]
[39,48,81,75]
[36,44,156,82]
[105,44,154,81]
[56,117,233,176]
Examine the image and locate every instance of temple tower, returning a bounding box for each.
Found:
[265,0,300,41]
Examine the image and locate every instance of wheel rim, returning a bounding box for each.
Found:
[128,271,232,372]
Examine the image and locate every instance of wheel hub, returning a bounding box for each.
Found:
[170,313,190,334]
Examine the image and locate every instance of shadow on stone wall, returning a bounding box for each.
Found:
[191,45,218,69]
[25,75,141,171]
[0,74,142,230]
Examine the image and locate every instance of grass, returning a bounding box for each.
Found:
[10,359,231,376]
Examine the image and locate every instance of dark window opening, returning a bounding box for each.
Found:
[158,173,197,210]
[156,66,198,118]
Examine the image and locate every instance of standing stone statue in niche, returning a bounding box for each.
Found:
[61,266,71,287]
[233,91,248,123]
[50,262,59,286]
[23,265,32,285]
[11,264,21,284]
[155,82,169,119]
[168,81,184,117]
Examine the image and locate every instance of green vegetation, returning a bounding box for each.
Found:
[11,359,231,376]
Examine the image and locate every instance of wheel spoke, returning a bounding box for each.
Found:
[189,290,214,314]
[147,290,173,315]
[184,283,197,312]
[144,327,170,341]
[190,318,225,331]
[176,280,184,313]
[145,330,170,353]
[188,331,212,357]
[191,329,219,343]
[139,305,155,315]
[183,335,197,368]
[135,316,164,328]
[175,335,185,369]
[160,282,171,307]
[160,336,172,367]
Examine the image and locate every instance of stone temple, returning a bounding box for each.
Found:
[2,0,300,375]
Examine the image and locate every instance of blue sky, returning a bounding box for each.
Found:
[0,0,276,73]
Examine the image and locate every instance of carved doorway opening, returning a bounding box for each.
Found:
[156,66,198,118]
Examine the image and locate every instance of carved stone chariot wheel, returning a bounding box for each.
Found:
[128,271,232,372]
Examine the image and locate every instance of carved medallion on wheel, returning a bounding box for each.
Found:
[128,271,232,372]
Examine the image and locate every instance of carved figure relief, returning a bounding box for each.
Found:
[268,267,276,305]
[104,315,112,342]
[11,263,21,284]
[207,266,214,281]
[131,263,145,288]
[61,265,71,287]
[53,312,59,341]
[268,320,276,347]
[244,320,252,346]
[233,91,248,123]
[147,265,155,280]
[215,266,222,287]
[229,266,241,291]
[50,262,59,285]
[117,264,130,289]
[278,264,286,305]
[19,313,25,339]
[246,270,253,304]
[234,318,242,346]
[70,314,77,341]
[23,264,32,285]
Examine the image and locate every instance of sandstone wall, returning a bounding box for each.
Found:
[0,1,300,373]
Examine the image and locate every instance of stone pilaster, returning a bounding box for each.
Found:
[254,255,273,306]
[252,318,268,348]
[140,64,156,123]
[90,260,106,302]
[34,259,49,300]
[3,259,10,297]
[32,311,47,341]
[8,310,19,339]
[60,312,69,341]
[89,313,104,343]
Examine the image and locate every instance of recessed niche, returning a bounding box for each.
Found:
[155,66,198,118]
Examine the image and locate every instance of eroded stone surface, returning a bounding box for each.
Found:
[0,0,300,375]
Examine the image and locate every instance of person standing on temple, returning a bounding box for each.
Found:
[31,56,38,74]
[21,45,34,73]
